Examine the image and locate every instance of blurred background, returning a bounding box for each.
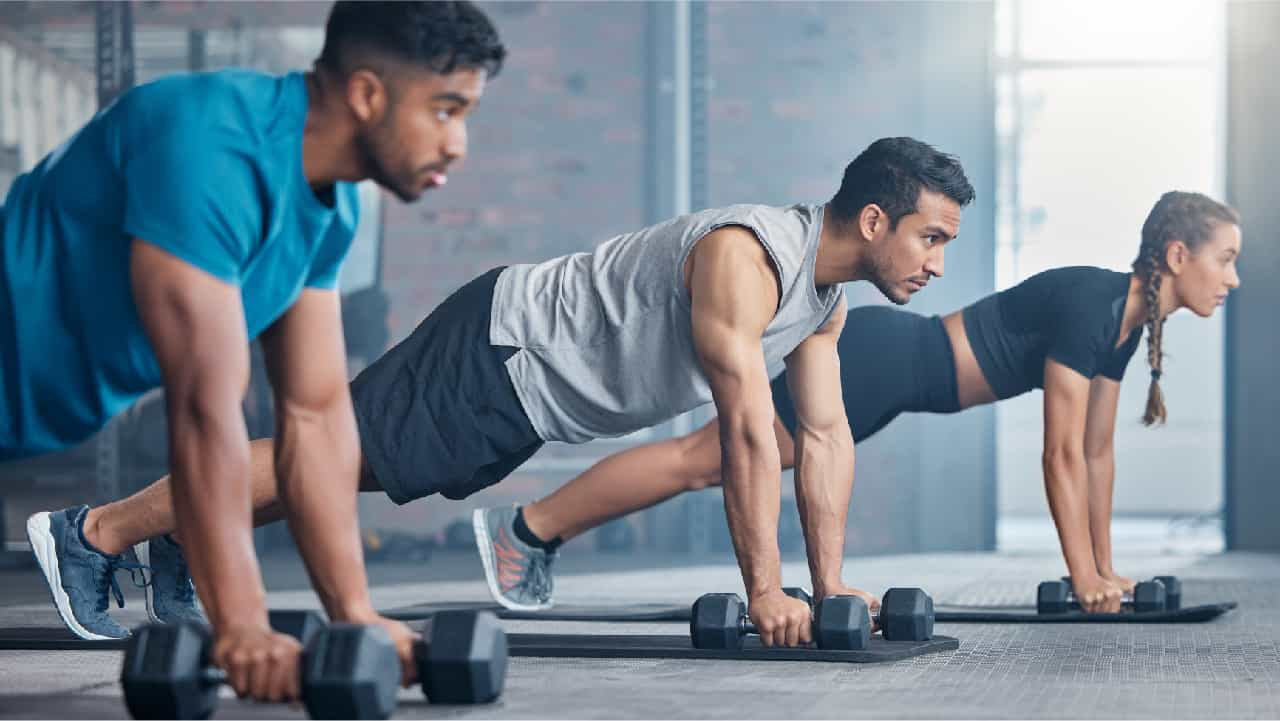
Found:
[0,1,1275,572]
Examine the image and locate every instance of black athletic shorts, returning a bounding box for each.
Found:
[350,267,544,504]
[771,305,960,443]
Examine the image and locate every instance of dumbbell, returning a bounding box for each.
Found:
[1038,579,1167,614]
[778,587,935,642]
[690,587,934,651]
[268,608,508,704]
[1059,575,1181,609]
[120,621,399,720]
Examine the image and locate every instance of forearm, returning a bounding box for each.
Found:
[274,400,374,622]
[720,417,784,599]
[1043,450,1101,580]
[793,425,854,598]
[168,404,266,634]
[1085,451,1116,575]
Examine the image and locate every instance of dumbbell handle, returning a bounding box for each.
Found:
[738,610,881,636]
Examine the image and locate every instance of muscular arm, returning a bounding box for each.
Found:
[783,299,854,599]
[688,227,784,601]
[1083,376,1122,578]
[130,239,264,635]
[1041,359,1100,584]
[259,288,374,623]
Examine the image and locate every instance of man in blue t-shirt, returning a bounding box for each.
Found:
[6,0,503,702]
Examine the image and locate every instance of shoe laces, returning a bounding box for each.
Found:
[97,556,149,612]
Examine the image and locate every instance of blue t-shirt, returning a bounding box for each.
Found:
[0,69,358,460]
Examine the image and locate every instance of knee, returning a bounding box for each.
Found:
[677,426,723,491]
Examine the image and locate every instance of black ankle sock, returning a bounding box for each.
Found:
[513,507,562,552]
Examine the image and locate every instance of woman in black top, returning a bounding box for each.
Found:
[505,191,1242,614]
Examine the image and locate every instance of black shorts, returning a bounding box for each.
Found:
[772,305,960,443]
[350,267,543,504]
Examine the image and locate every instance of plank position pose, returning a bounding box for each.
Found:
[481,190,1241,615]
[14,0,504,701]
[37,137,976,648]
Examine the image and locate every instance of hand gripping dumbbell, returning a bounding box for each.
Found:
[1059,575,1181,610]
[267,608,508,704]
[1040,578,1167,614]
[120,620,400,720]
[690,587,934,651]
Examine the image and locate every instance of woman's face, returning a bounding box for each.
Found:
[1169,222,1242,318]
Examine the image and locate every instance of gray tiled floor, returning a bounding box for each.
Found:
[1,550,1276,718]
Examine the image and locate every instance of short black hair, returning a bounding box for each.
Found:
[318,1,505,79]
[829,137,975,228]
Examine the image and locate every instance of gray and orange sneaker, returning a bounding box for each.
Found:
[472,505,556,611]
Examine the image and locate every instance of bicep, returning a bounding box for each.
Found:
[1042,358,1092,454]
[259,288,350,411]
[784,298,848,433]
[129,238,249,408]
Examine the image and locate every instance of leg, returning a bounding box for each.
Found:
[522,415,796,542]
[81,437,385,555]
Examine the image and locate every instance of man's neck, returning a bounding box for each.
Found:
[301,71,363,188]
[813,203,867,286]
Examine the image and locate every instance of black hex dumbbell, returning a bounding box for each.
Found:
[264,608,507,704]
[1038,579,1167,614]
[414,610,508,704]
[690,588,934,651]
[774,586,935,642]
[120,621,399,720]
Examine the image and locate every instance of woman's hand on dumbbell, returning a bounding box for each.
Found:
[1071,574,1123,614]
[1099,571,1137,596]
[212,622,303,704]
[746,588,812,647]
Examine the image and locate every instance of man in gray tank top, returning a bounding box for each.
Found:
[56,137,974,649]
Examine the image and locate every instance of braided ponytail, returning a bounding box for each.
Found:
[1133,191,1239,426]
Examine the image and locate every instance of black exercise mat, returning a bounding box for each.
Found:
[0,625,956,662]
[933,602,1236,623]
[501,632,958,663]
[382,600,688,623]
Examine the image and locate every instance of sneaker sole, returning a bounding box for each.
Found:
[472,508,552,612]
[25,512,119,641]
[132,541,160,624]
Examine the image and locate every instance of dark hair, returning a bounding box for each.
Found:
[828,137,976,228]
[318,1,505,79]
[1132,191,1239,426]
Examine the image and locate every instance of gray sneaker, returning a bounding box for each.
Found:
[473,506,556,611]
[26,506,145,640]
[134,534,203,625]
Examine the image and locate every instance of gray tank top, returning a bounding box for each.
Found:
[489,203,845,443]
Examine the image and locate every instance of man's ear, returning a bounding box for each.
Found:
[346,69,390,124]
[858,203,886,243]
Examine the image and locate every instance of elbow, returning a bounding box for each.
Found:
[1041,444,1085,481]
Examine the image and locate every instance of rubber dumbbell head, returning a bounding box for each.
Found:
[690,593,747,650]
[1037,580,1071,614]
[814,595,871,650]
[1153,575,1182,610]
[879,588,934,641]
[1131,580,1167,613]
[415,610,508,704]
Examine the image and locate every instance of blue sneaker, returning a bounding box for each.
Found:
[133,534,203,625]
[26,506,145,640]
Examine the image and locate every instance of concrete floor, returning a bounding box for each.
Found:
[1,547,1277,719]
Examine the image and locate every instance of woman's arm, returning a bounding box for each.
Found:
[1043,359,1123,613]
